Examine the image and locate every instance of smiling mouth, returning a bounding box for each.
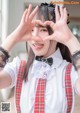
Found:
[32,43,44,50]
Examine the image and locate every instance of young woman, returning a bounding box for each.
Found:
[0,3,80,113]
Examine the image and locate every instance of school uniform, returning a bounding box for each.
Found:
[3,48,78,113]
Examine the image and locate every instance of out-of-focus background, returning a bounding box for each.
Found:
[0,0,80,113]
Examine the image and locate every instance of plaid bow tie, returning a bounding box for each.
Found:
[35,56,53,66]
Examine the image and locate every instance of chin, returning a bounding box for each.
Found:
[32,47,49,56]
[34,51,46,56]
[34,53,44,56]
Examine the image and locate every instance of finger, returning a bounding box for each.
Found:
[44,21,52,25]
[29,6,39,21]
[21,9,28,23]
[26,4,32,21]
[32,20,45,26]
[42,34,56,41]
[63,8,68,23]
[55,5,60,22]
[44,21,55,29]
[60,5,64,19]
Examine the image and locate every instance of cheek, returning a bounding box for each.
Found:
[36,41,50,56]
[44,41,50,49]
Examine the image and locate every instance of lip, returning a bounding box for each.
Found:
[32,44,44,50]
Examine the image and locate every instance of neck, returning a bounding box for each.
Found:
[43,43,57,58]
[35,41,57,58]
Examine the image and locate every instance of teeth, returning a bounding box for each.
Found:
[33,44,43,46]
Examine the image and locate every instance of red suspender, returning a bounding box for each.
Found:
[34,79,46,113]
[65,63,73,113]
[15,60,26,113]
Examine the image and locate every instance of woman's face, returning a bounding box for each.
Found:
[28,23,57,57]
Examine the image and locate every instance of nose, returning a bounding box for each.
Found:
[32,27,40,37]
[32,27,43,42]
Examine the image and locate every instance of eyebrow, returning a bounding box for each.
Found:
[35,24,47,28]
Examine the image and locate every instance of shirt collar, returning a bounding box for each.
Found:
[33,48,63,68]
[49,48,63,68]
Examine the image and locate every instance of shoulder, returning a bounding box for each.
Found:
[4,56,27,72]
[62,60,78,87]
[61,59,77,73]
[9,56,21,69]
[56,59,69,70]
[60,59,77,75]
[57,59,78,79]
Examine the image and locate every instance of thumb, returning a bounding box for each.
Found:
[44,21,55,29]
[42,33,56,41]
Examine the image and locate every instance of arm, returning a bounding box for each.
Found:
[43,5,80,95]
[0,4,39,89]
[66,35,80,95]
[0,71,12,89]
[1,4,39,52]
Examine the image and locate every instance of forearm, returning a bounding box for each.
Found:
[1,27,20,52]
[0,27,22,69]
[0,70,12,89]
[66,35,80,95]
[66,35,80,54]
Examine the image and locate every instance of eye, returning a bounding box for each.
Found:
[40,29,48,32]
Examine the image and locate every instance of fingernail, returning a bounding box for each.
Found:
[29,4,31,6]
[36,6,39,9]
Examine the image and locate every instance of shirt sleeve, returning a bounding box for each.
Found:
[3,56,20,88]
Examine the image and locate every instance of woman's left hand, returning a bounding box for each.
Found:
[43,5,74,46]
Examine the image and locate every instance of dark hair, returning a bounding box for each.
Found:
[23,3,71,81]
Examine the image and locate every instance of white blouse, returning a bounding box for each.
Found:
[3,49,78,113]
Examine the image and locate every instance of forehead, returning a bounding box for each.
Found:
[32,14,46,28]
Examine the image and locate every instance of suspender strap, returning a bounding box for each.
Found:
[65,63,73,113]
[15,60,26,113]
[34,78,46,113]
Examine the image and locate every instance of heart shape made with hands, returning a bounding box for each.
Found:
[32,20,54,41]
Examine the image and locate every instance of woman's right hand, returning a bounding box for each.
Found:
[1,4,40,52]
[15,4,39,42]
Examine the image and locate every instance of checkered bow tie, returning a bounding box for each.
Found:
[35,56,53,66]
